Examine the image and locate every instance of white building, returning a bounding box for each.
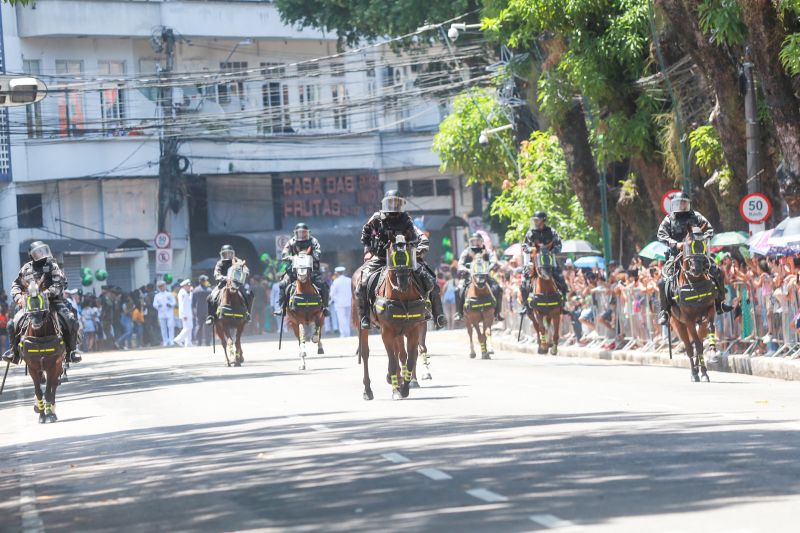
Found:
[0,0,476,293]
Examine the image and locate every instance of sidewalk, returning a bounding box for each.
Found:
[495,335,800,382]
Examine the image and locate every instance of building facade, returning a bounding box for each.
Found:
[0,0,476,292]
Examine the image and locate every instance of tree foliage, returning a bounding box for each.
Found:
[491,130,599,244]
[432,87,515,186]
[689,125,732,193]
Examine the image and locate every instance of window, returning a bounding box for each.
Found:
[435,179,452,196]
[330,62,345,78]
[366,60,378,129]
[332,83,349,130]
[218,61,247,105]
[397,180,411,198]
[55,60,84,137]
[411,179,434,197]
[17,194,43,228]
[98,61,126,133]
[23,60,43,138]
[260,63,292,134]
[297,64,321,130]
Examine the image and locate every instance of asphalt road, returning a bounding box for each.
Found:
[1,329,799,533]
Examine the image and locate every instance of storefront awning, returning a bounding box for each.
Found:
[417,215,469,232]
[232,226,365,255]
[19,238,151,255]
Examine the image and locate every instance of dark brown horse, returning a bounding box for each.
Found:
[214,260,248,367]
[19,279,66,423]
[464,258,495,359]
[354,236,426,400]
[526,247,562,355]
[285,253,325,370]
[667,235,716,382]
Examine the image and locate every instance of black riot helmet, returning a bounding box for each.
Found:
[670,192,692,217]
[381,189,406,216]
[468,232,485,251]
[294,223,310,242]
[531,211,547,230]
[219,244,235,261]
[417,234,430,258]
[29,241,52,264]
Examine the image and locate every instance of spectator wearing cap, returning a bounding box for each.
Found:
[192,275,212,346]
[174,279,194,347]
[330,266,352,337]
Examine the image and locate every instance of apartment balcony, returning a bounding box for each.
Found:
[16,0,326,40]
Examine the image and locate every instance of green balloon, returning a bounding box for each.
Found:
[163,273,174,284]
[260,252,270,263]
[81,267,92,276]
[442,237,452,248]
[81,275,93,287]
[95,269,108,281]
[444,251,454,263]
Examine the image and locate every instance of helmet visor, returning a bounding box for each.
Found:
[30,244,52,262]
[469,236,483,248]
[220,249,235,260]
[294,228,310,241]
[670,198,691,213]
[381,196,405,213]
[531,216,545,229]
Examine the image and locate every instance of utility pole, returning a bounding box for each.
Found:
[743,48,764,233]
[582,97,612,277]
[157,27,178,232]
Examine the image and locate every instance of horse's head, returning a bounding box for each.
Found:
[534,249,555,280]
[24,280,51,329]
[681,236,710,279]
[227,259,249,289]
[387,235,415,292]
[293,253,314,283]
[471,258,490,288]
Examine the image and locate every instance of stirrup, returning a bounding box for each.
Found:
[453,313,463,321]
[434,315,446,329]
[359,317,371,330]
[69,350,82,363]
[658,310,669,325]
[323,308,330,317]
[205,315,215,325]
[2,349,17,364]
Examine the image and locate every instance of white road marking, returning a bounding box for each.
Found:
[381,452,410,464]
[530,514,576,529]
[416,468,452,481]
[466,488,508,503]
[16,384,44,533]
[341,439,362,445]
[310,424,329,432]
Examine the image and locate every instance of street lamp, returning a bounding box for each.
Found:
[0,75,47,107]
[447,23,483,41]
[478,123,513,146]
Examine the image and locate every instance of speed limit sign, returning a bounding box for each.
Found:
[739,193,772,224]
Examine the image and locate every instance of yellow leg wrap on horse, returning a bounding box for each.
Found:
[36,399,44,411]
[402,365,412,382]
[45,403,53,415]
[391,375,399,390]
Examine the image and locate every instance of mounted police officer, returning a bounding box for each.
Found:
[656,192,732,325]
[356,190,434,330]
[205,244,253,324]
[274,222,330,317]
[2,241,82,365]
[454,233,503,322]
[416,235,447,329]
[520,211,569,309]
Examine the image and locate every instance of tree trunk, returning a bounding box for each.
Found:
[632,155,674,216]
[553,103,603,232]
[657,0,749,205]
[740,0,800,201]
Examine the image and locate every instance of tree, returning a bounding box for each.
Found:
[491,130,599,244]
[432,87,515,186]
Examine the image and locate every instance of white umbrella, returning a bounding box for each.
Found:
[561,239,600,254]
[768,216,800,247]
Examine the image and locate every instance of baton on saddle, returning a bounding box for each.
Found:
[667,320,673,360]
[517,312,525,342]
[278,310,285,351]
[0,359,10,395]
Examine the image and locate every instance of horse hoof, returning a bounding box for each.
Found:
[701,373,710,383]
[363,390,374,401]
[234,362,241,367]
[33,405,42,414]
[549,347,558,356]
[409,379,420,389]
[537,348,547,355]
[691,373,700,383]
[401,384,411,398]
[392,390,403,401]
[46,414,58,423]
[299,363,306,371]
[422,373,432,381]
[481,352,491,360]
[469,352,476,359]
[39,414,46,424]
[317,347,324,355]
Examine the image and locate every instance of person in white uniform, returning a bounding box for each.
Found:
[173,279,194,347]
[330,266,352,337]
[153,280,177,346]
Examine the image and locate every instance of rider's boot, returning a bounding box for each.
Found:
[61,317,82,364]
[206,299,217,325]
[273,290,286,317]
[69,348,83,364]
[2,345,20,365]
[657,280,670,325]
[519,281,530,315]
[321,286,331,317]
[492,285,503,321]
[357,288,371,330]
[453,286,464,322]
[430,293,446,330]
[712,271,733,314]
[716,300,733,314]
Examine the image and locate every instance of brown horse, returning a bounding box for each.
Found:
[464,258,495,359]
[525,247,562,355]
[667,235,716,382]
[354,236,427,400]
[214,259,248,367]
[19,280,66,423]
[285,253,325,370]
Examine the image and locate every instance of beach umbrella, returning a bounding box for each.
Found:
[574,256,605,269]
[710,231,748,247]
[638,241,668,260]
[560,239,600,254]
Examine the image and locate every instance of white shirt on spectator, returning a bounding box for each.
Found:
[153,290,176,319]
[330,275,352,308]
[177,287,193,319]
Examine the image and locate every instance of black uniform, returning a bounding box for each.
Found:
[6,258,80,361]
[419,256,446,328]
[276,236,329,311]
[207,258,253,320]
[455,247,503,319]
[656,210,726,314]
[521,225,569,305]
[356,211,434,326]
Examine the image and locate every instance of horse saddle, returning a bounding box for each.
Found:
[289,286,322,311]
[373,296,427,323]
[20,335,65,360]
[671,279,715,307]
[217,300,246,319]
[465,294,494,311]
[529,292,562,309]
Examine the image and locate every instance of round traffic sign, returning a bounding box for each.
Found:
[661,189,681,215]
[154,231,171,249]
[739,193,772,224]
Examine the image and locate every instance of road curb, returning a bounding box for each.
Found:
[495,338,800,382]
